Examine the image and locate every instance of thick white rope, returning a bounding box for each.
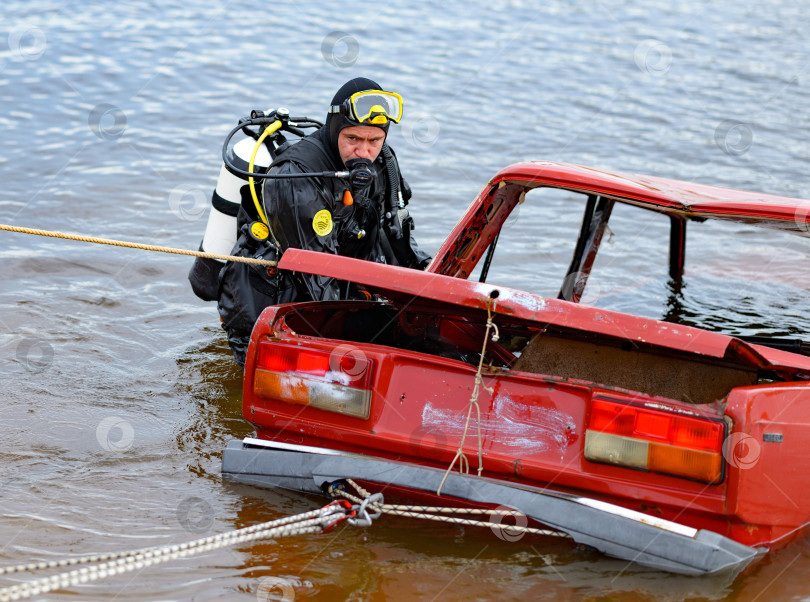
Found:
[0,503,352,602]
[333,480,568,540]
[1,474,570,601]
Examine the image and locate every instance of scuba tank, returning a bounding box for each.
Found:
[188,110,322,301]
[207,137,273,258]
[187,138,273,301]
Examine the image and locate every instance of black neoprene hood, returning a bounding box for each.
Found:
[326,77,390,164]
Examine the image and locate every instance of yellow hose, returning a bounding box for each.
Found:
[249,120,282,225]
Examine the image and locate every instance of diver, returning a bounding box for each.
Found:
[209,77,431,365]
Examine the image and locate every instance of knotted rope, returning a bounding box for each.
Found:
[436,299,500,495]
[330,479,568,539]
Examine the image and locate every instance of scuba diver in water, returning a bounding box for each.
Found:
[195,77,431,365]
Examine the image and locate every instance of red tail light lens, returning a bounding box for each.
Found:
[258,345,330,377]
[253,341,374,419]
[585,398,726,483]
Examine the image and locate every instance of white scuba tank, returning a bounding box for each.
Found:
[201,137,273,258]
[188,137,274,301]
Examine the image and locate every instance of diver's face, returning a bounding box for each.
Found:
[338,126,386,164]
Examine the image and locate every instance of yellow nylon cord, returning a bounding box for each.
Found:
[0,223,277,266]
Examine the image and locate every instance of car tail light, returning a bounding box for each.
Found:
[584,398,725,483]
[252,342,374,419]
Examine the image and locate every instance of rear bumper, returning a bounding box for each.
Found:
[222,437,762,576]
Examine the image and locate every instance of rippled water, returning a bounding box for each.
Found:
[1,1,810,600]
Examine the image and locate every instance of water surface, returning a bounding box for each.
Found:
[1,1,810,600]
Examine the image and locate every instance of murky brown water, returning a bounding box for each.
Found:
[2,1,810,600]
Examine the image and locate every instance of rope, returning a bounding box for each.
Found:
[0,223,278,267]
[331,480,568,540]
[0,501,354,601]
[436,300,499,495]
[0,475,568,600]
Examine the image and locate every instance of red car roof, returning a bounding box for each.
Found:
[492,161,810,233]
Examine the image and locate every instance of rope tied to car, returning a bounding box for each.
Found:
[0,500,362,602]
[329,479,568,540]
[0,223,278,266]
[436,298,500,495]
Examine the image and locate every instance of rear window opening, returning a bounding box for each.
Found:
[512,330,757,406]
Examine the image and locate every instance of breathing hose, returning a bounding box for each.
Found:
[223,112,382,232]
[221,115,352,229]
[381,145,403,240]
[248,120,282,225]
[220,118,348,182]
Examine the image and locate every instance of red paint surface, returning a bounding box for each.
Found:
[250,163,810,553]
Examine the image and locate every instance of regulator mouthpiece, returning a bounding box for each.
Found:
[344,158,375,191]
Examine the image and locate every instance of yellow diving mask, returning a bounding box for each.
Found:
[330,89,403,125]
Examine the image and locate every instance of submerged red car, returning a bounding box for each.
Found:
[222,161,810,576]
